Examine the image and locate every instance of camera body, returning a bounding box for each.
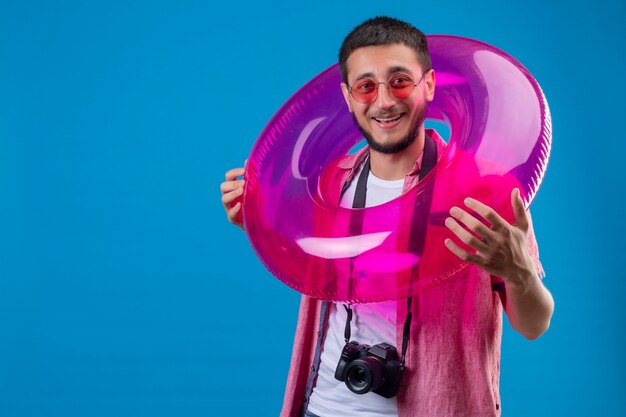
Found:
[334,341,404,398]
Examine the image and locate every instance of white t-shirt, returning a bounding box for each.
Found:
[307,162,404,417]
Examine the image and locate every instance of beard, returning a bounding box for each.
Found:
[352,107,426,154]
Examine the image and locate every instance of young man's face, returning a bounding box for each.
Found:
[341,43,435,154]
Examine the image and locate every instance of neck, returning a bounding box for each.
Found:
[369,129,425,180]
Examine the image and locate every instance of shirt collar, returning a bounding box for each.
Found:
[337,128,445,181]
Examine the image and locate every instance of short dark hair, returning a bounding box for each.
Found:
[338,16,431,84]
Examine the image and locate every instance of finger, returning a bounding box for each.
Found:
[227,202,242,223]
[220,179,244,194]
[222,187,244,206]
[449,206,494,240]
[445,217,489,252]
[444,238,485,265]
[463,197,508,230]
[225,167,245,181]
[511,188,529,232]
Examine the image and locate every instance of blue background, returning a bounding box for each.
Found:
[1,0,624,416]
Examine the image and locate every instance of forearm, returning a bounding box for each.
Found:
[503,271,554,340]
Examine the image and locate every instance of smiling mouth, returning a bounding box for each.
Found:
[372,113,404,124]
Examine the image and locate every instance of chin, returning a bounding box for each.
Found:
[352,113,421,155]
[366,134,417,154]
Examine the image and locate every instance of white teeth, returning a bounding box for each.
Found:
[374,114,402,123]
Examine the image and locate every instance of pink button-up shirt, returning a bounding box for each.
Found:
[280,130,544,417]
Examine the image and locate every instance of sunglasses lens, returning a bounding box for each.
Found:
[350,73,417,103]
[388,74,415,99]
[352,79,378,103]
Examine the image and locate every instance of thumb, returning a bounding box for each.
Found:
[512,188,529,232]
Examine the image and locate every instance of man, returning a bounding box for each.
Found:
[220,17,554,417]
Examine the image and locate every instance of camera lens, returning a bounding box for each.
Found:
[345,357,385,394]
[347,365,369,389]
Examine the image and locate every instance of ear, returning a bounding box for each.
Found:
[424,69,436,102]
[341,82,353,112]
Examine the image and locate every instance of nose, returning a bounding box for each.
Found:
[375,83,396,109]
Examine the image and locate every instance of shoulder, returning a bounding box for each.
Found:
[426,128,447,159]
[320,146,369,203]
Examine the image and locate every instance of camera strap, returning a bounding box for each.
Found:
[343,134,438,367]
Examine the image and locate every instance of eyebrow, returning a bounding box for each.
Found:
[352,66,414,82]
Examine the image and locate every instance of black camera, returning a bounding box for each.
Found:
[334,341,404,398]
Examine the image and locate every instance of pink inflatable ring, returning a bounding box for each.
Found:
[243,35,551,303]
